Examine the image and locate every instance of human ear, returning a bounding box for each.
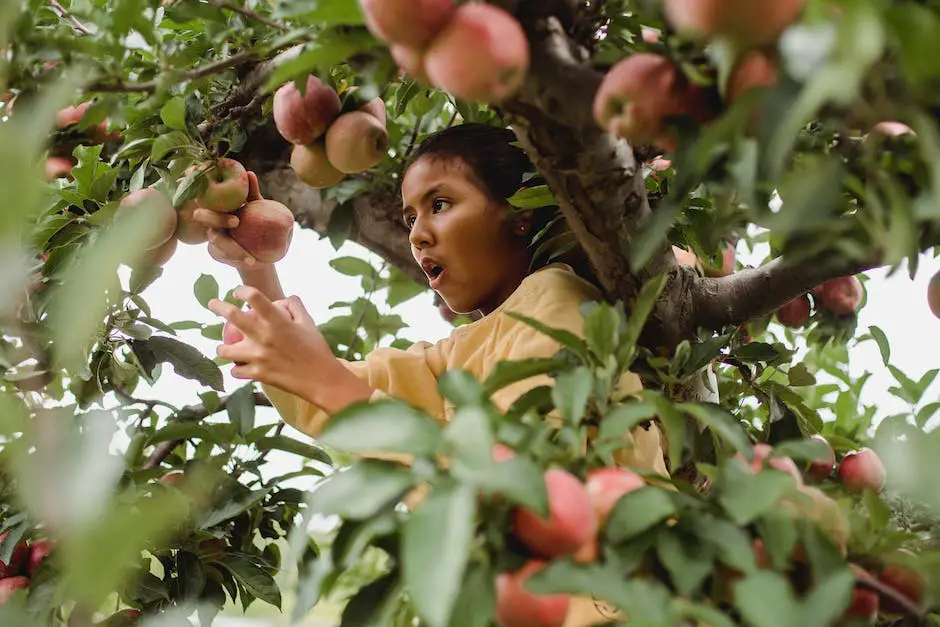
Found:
[512,209,534,236]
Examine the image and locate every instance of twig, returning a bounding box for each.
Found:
[113,385,179,413]
[48,0,93,36]
[856,574,924,622]
[209,0,288,31]
[142,391,271,469]
[403,114,424,159]
[89,50,258,94]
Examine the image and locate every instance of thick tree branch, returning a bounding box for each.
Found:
[683,254,884,341]
[502,12,677,331]
[142,391,272,469]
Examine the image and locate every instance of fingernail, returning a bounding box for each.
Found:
[228,219,238,228]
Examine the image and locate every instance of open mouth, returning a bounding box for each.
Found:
[427,265,443,280]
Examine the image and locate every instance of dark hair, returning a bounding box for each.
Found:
[404,123,538,203]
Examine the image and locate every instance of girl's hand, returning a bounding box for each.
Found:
[208,287,370,410]
[191,171,264,270]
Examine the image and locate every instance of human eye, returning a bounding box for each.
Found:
[402,213,416,229]
[431,198,452,213]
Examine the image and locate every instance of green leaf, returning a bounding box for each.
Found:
[718,463,797,526]
[552,367,593,425]
[131,336,224,391]
[403,480,476,627]
[219,554,281,609]
[447,562,496,627]
[797,568,855,627]
[606,488,678,543]
[340,572,400,627]
[309,461,415,519]
[656,532,714,598]
[319,400,443,457]
[226,385,256,436]
[149,422,220,445]
[867,325,891,365]
[193,274,220,309]
[199,489,270,529]
[330,256,376,278]
[679,403,751,456]
[623,275,668,357]
[482,358,566,395]
[584,302,620,360]
[787,363,817,387]
[387,267,426,307]
[150,131,189,161]
[732,572,798,627]
[597,400,659,443]
[160,97,188,131]
[505,312,590,362]
[254,435,332,465]
[679,602,737,627]
[506,184,557,209]
[438,370,487,407]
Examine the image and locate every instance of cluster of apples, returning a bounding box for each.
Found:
[277,76,388,189]
[0,533,54,606]
[491,444,648,627]
[358,0,529,104]
[115,158,294,269]
[42,100,119,182]
[776,275,864,328]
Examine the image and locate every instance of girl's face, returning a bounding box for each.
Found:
[401,156,531,315]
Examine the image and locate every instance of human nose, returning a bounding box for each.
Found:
[408,214,434,250]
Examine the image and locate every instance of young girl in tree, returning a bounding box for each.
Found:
[198,122,666,626]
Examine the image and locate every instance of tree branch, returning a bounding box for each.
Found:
[208,0,288,31]
[682,253,884,341]
[48,0,93,36]
[856,573,924,622]
[89,50,259,94]
[142,391,272,470]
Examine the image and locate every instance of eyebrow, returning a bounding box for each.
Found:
[401,184,443,215]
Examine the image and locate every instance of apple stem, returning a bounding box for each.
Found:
[855,573,923,621]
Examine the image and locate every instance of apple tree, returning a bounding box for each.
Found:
[1,0,940,625]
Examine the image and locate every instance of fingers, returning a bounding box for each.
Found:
[207,229,256,267]
[207,298,263,337]
[192,208,239,230]
[232,285,282,320]
[285,295,313,323]
[246,172,263,202]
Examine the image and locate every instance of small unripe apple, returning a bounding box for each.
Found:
[928,270,939,320]
[495,560,570,627]
[273,75,342,145]
[174,201,210,245]
[512,469,598,558]
[159,471,185,487]
[646,157,672,181]
[27,540,54,575]
[424,3,529,104]
[868,121,915,139]
[290,143,345,189]
[324,111,389,174]
[815,275,863,317]
[0,576,29,606]
[196,158,249,213]
[358,0,455,49]
[0,532,28,578]
[593,53,690,147]
[776,295,811,328]
[806,434,835,480]
[838,448,886,493]
[640,26,661,43]
[230,199,295,263]
[584,467,646,526]
[116,188,178,250]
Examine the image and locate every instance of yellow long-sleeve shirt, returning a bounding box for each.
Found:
[263,263,666,626]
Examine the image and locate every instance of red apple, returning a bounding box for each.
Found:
[842,587,878,623]
[815,276,863,317]
[584,467,646,526]
[0,533,29,578]
[663,0,805,48]
[726,49,779,103]
[104,608,142,626]
[495,560,570,627]
[806,434,835,480]
[0,576,29,606]
[704,241,736,277]
[115,188,178,251]
[745,443,802,484]
[492,443,516,463]
[837,448,886,493]
[222,310,260,346]
[273,75,342,145]
[672,246,698,269]
[44,156,73,181]
[776,295,811,328]
[868,121,915,139]
[27,540,54,575]
[359,0,455,49]
[196,158,249,213]
[512,469,598,558]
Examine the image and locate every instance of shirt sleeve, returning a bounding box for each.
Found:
[262,340,447,439]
